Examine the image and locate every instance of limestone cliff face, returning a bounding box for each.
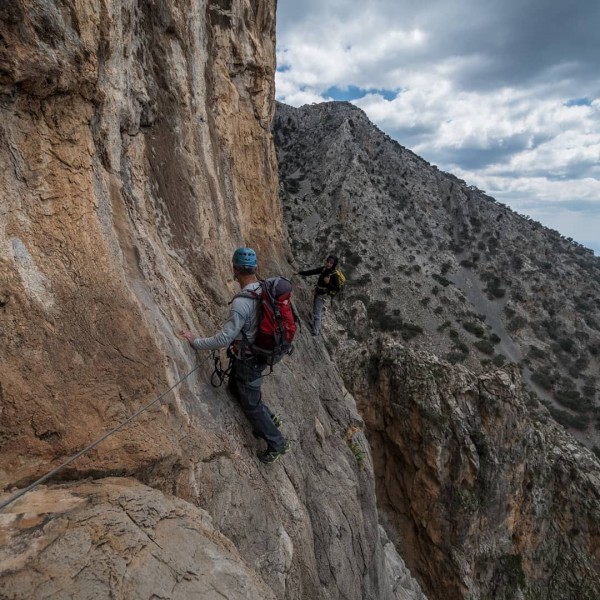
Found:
[0,2,424,599]
[1,0,282,488]
[338,341,600,599]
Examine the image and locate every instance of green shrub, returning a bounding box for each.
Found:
[547,406,589,430]
[450,336,470,354]
[492,354,506,367]
[432,274,451,287]
[555,389,592,412]
[531,370,557,390]
[559,337,576,353]
[447,351,468,364]
[286,179,301,194]
[582,385,597,399]
[346,253,362,267]
[463,321,485,337]
[367,300,403,331]
[474,340,495,355]
[528,345,545,360]
[508,316,527,333]
[401,323,424,340]
[512,256,524,270]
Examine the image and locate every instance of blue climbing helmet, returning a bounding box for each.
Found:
[232,247,257,268]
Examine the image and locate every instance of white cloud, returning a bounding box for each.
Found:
[276,0,600,249]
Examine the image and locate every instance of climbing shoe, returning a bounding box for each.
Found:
[258,441,290,464]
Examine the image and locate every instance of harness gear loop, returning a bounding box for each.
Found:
[210,350,233,387]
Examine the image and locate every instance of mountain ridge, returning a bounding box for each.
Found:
[274,99,600,451]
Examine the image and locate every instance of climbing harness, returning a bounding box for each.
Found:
[0,362,202,512]
[210,350,233,387]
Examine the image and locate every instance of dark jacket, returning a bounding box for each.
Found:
[298,266,341,296]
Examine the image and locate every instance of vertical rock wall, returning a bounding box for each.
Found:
[0,0,282,487]
[0,3,425,599]
[338,340,600,600]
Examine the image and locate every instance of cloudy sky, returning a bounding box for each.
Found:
[275,0,600,254]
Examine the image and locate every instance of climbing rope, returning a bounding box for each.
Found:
[0,363,202,512]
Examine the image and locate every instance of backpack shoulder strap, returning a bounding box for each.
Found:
[229,283,263,305]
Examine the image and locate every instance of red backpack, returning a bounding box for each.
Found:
[234,277,298,367]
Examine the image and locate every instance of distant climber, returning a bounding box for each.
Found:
[179,247,290,464]
[298,255,344,336]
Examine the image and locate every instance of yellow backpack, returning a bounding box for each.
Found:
[330,269,346,296]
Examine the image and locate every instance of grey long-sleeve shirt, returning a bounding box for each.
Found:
[191,281,261,352]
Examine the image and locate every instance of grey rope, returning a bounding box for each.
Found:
[0,363,201,512]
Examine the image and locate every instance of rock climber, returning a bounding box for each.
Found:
[179,247,290,464]
[298,254,342,336]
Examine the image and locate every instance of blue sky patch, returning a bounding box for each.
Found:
[325,85,397,102]
[565,97,592,106]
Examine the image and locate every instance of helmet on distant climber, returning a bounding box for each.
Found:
[232,247,257,268]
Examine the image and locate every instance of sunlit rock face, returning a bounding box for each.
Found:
[0,2,425,599]
[1,0,283,489]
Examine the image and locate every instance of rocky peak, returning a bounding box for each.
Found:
[274,100,600,451]
[275,100,600,598]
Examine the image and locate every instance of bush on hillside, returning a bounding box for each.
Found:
[432,273,452,287]
[492,354,507,367]
[555,389,592,412]
[531,370,557,390]
[528,345,546,360]
[582,385,597,399]
[447,351,468,364]
[547,406,589,430]
[463,321,485,337]
[474,340,495,355]
[508,316,528,333]
[559,337,576,353]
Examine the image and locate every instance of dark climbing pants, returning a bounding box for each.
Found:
[228,357,286,452]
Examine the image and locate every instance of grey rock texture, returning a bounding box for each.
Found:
[338,340,600,599]
[0,479,278,600]
[0,2,423,599]
[274,101,600,450]
[274,101,600,598]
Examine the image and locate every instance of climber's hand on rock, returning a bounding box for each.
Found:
[179,329,195,343]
